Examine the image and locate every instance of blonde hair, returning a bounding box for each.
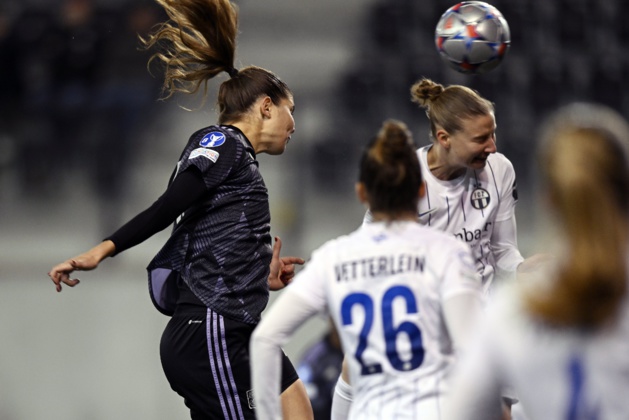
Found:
[527,103,629,329]
[410,78,494,140]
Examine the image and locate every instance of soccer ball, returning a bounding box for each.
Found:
[435,1,510,75]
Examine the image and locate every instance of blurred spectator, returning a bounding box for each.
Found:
[0,4,20,179]
[0,4,21,127]
[296,319,344,420]
[87,0,163,233]
[2,0,163,235]
[8,5,58,194]
[5,0,105,195]
[49,0,106,181]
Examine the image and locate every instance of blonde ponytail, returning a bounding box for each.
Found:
[527,104,629,329]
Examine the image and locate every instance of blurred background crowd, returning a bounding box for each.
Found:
[1,0,627,419]
[0,0,164,233]
[3,0,628,215]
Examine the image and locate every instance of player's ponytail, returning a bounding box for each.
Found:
[410,77,494,141]
[359,120,422,218]
[410,78,444,108]
[142,0,238,98]
[526,103,629,329]
[142,0,291,122]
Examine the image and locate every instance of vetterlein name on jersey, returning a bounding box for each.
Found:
[335,253,425,282]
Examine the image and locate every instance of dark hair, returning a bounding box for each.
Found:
[410,78,494,140]
[527,103,629,329]
[216,66,291,124]
[141,0,291,122]
[359,120,422,217]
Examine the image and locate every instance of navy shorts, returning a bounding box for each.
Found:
[160,304,299,420]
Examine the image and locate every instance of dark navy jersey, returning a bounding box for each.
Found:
[147,125,272,324]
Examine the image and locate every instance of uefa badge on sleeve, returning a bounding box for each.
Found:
[200,131,227,148]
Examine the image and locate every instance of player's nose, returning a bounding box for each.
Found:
[486,137,497,154]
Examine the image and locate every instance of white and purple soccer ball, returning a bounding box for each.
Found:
[435,1,510,75]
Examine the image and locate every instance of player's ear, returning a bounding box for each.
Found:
[418,181,426,198]
[355,182,368,204]
[258,96,273,119]
[435,129,450,150]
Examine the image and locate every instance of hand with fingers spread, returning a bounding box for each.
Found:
[268,236,305,291]
[48,240,116,292]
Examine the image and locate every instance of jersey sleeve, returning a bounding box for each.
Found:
[440,241,483,301]
[105,167,207,255]
[444,306,506,420]
[489,155,525,274]
[177,129,240,191]
[443,293,483,354]
[250,243,333,419]
[251,287,327,419]
[490,216,524,274]
[493,154,519,223]
[283,245,332,313]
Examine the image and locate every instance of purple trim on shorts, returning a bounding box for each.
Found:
[206,310,230,418]
[219,315,245,418]
[206,308,245,419]
[212,313,238,419]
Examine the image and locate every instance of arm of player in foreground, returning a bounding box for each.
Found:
[442,293,483,355]
[251,289,322,420]
[443,295,506,420]
[444,322,505,420]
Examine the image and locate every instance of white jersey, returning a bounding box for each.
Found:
[446,280,629,420]
[285,221,481,419]
[416,146,521,292]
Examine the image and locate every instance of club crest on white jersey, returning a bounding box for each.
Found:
[471,187,490,210]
